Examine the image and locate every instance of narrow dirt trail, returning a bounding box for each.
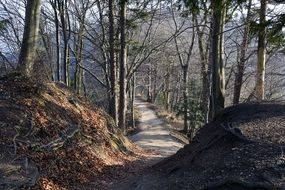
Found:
[108,100,184,190]
[131,100,184,158]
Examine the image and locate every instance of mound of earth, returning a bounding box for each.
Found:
[154,102,285,190]
[0,74,147,190]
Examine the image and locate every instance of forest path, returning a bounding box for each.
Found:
[108,99,184,190]
[130,99,184,158]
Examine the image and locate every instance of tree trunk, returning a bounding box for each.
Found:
[118,0,127,132]
[171,7,195,131]
[108,0,118,124]
[254,0,266,100]
[165,66,170,111]
[52,1,61,81]
[210,0,225,116]
[182,65,189,132]
[59,0,70,84]
[152,65,157,103]
[66,47,70,86]
[233,0,252,105]
[130,73,136,128]
[147,66,152,102]
[194,14,210,124]
[18,0,42,77]
[39,22,54,81]
[75,27,84,95]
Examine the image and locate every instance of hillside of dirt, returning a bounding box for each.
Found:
[0,74,150,190]
[153,102,285,190]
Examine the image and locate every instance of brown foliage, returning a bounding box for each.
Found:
[0,74,150,189]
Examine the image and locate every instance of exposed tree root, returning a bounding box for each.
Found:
[40,125,79,151]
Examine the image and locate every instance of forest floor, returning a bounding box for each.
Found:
[1,74,284,190]
[110,101,285,190]
[0,74,157,190]
[108,99,185,190]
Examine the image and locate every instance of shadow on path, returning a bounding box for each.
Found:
[108,99,184,190]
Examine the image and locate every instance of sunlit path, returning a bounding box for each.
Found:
[131,100,184,157]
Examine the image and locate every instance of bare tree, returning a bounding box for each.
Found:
[233,0,252,104]
[170,4,195,133]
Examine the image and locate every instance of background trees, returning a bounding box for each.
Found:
[1,0,285,136]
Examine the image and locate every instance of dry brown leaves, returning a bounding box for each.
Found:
[0,77,153,190]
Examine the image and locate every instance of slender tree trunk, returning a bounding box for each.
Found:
[152,65,157,103]
[254,0,266,100]
[182,65,189,132]
[194,15,210,123]
[18,0,42,77]
[147,66,152,102]
[174,79,181,112]
[171,7,195,131]
[97,1,111,105]
[52,1,61,81]
[59,0,70,84]
[165,67,170,111]
[75,26,84,95]
[130,73,136,128]
[233,0,252,104]
[108,0,118,124]
[39,23,54,81]
[74,6,87,95]
[210,0,225,116]
[66,47,70,86]
[118,0,127,132]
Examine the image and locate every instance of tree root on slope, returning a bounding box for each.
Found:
[40,125,80,151]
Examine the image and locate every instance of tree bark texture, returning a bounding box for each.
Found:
[118,0,127,132]
[108,0,118,124]
[254,0,266,100]
[18,0,42,77]
[210,0,225,116]
[59,0,71,85]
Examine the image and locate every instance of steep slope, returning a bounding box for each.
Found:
[0,74,147,190]
[154,102,285,190]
